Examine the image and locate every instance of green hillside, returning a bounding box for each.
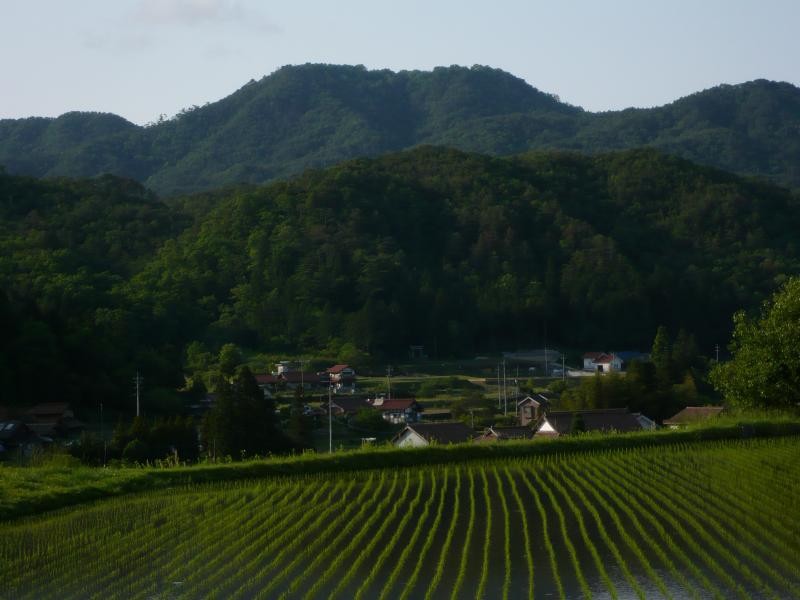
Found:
[1,65,799,195]
[2,147,799,409]
[3,436,799,598]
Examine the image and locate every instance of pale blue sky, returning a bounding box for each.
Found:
[1,0,798,125]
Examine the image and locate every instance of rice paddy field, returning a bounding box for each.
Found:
[1,436,799,599]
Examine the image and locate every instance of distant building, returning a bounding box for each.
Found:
[23,403,84,440]
[474,426,534,443]
[663,406,725,428]
[393,422,475,447]
[534,408,646,437]
[582,353,621,373]
[370,397,424,424]
[516,394,549,426]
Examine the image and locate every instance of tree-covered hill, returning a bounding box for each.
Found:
[3,147,797,410]
[1,65,799,195]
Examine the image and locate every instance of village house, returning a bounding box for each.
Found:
[663,406,725,428]
[516,394,549,426]
[393,422,475,447]
[474,425,535,443]
[369,397,424,424]
[23,403,84,440]
[323,396,372,418]
[582,352,621,373]
[534,408,647,437]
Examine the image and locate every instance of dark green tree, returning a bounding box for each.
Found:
[711,277,800,410]
[651,326,673,387]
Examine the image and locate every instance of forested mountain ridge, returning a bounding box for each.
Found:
[2,147,799,410]
[1,64,799,195]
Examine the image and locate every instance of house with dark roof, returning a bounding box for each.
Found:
[23,403,84,439]
[534,408,646,437]
[393,422,475,447]
[370,397,423,424]
[475,426,535,443]
[663,406,725,428]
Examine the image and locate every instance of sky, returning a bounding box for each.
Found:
[1,0,798,125]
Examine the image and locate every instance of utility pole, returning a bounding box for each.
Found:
[133,371,143,417]
[715,344,720,363]
[386,365,393,401]
[503,359,507,416]
[100,402,107,467]
[328,382,333,453]
[562,354,566,381]
[497,363,502,410]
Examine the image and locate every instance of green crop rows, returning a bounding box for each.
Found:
[2,436,799,599]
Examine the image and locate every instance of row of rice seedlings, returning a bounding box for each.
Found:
[425,467,462,600]
[175,480,317,600]
[212,481,336,600]
[0,495,137,593]
[13,490,208,599]
[665,445,800,560]
[563,459,679,600]
[216,478,352,600]
[376,470,440,600]
[643,451,796,597]
[504,467,534,600]
[396,469,450,600]
[530,468,591,598]
[164,481,315,600]
[545,468,619,599]
[593,452,726,599]
[104,484,285,599]
[243,476,366,600]
[448,468,476,600]
[558,461,647,599]
[520,466,564,600]
[473,467,493,600]
[103,489,236,600]
[70,494,199,600]
[194,483,321,598]
[491,466,512,600]
[595,453,740,599]
[279,471,390,598]
[328,471,415,599]
[352,471,427,600]
[292,473,400,600]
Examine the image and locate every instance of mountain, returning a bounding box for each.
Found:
[2,64,799,195]
[4,146,798,408]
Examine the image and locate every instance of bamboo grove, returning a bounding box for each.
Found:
[2,436,799,599]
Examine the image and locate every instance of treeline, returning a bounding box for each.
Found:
[1,147,799,414]
[1,65,799,195]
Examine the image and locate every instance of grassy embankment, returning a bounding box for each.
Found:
[1,415,799,521]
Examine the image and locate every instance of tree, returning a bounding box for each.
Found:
[651,325,673,387]
[288,385,313,448]
[711,277,800,410]
[218,343,243,378]
[201,365,291,459]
